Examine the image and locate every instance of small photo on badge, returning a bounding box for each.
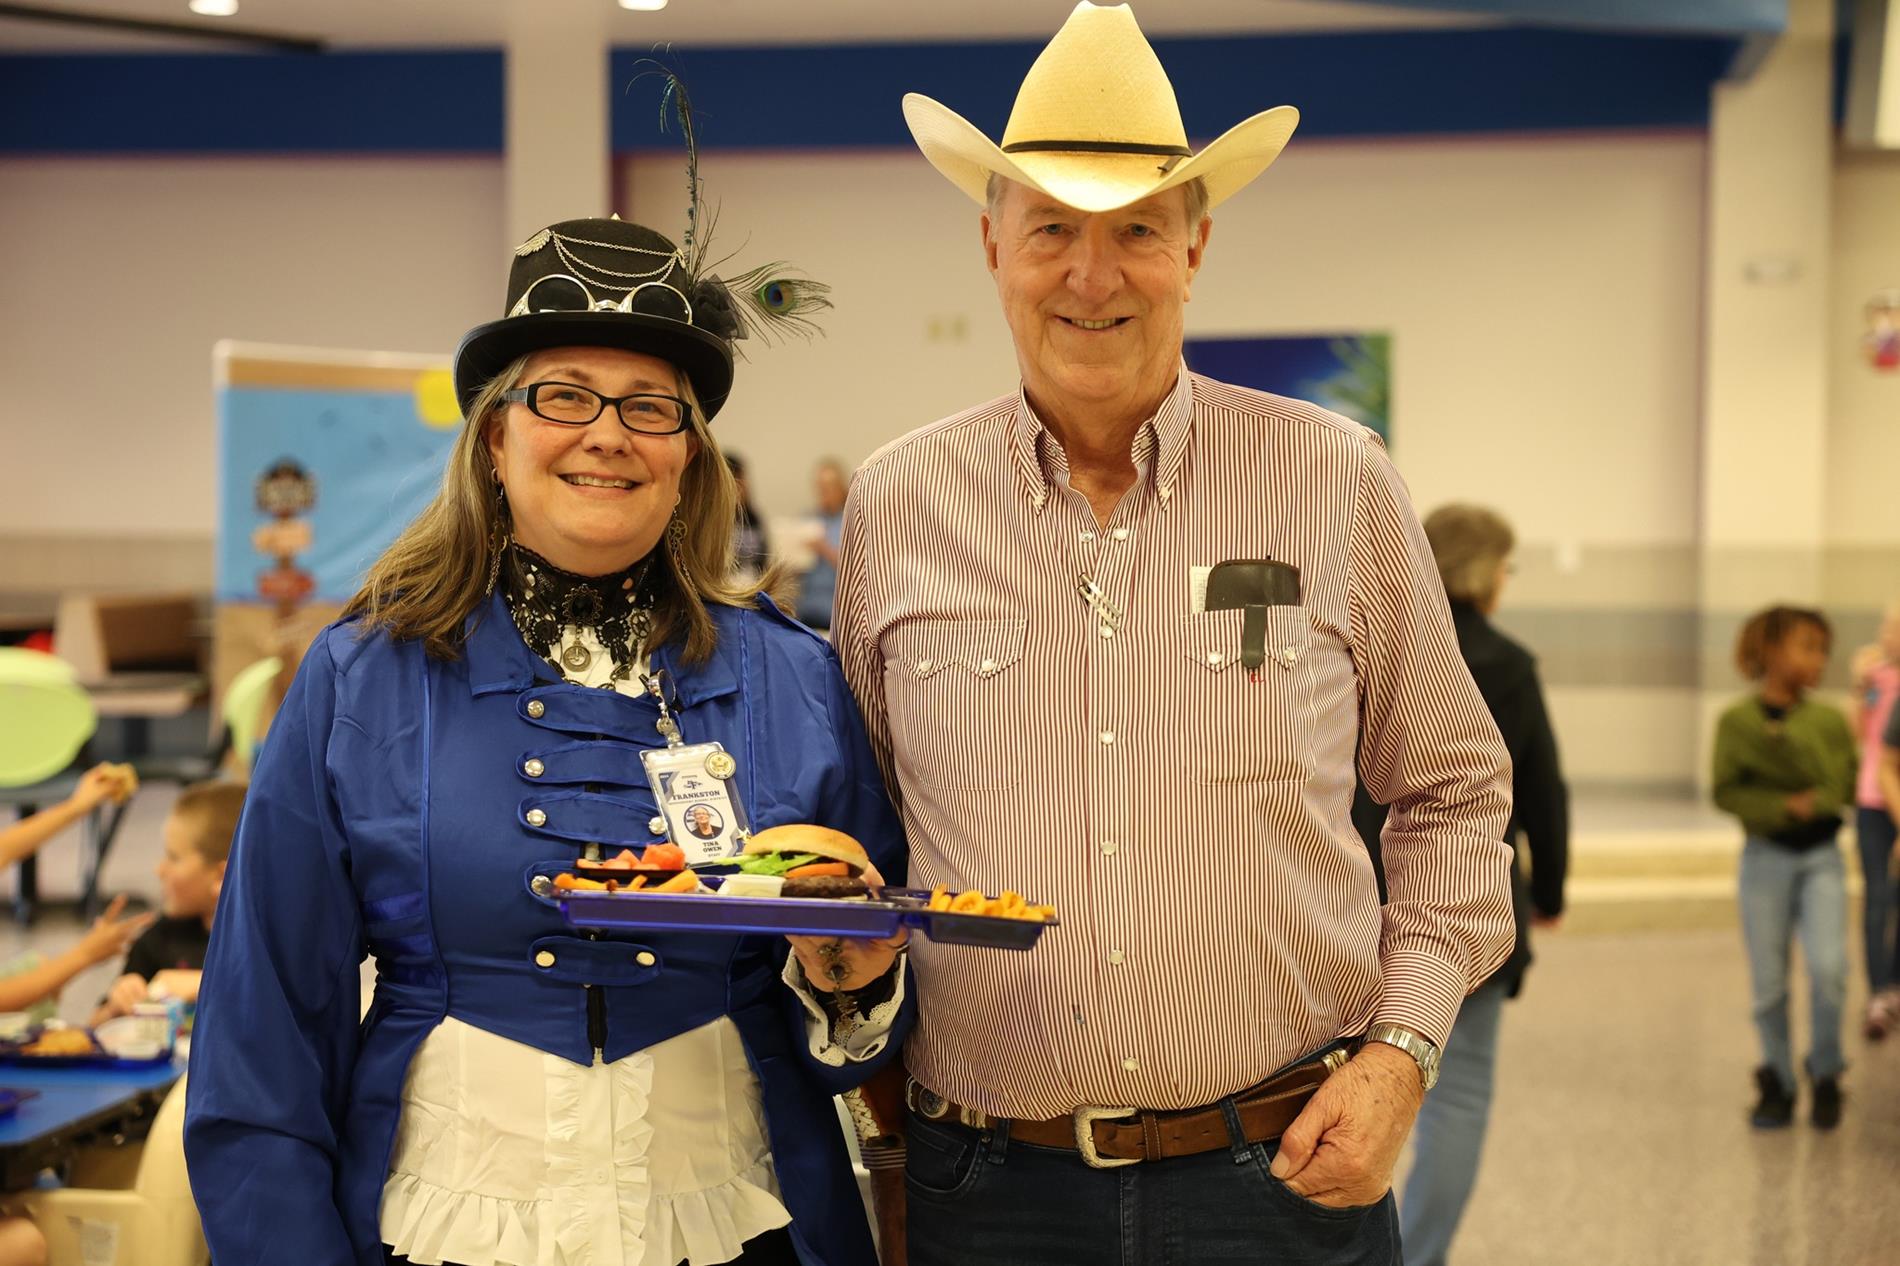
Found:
[681,803,725,842]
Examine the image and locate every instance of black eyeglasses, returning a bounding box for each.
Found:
[502,381,693,435]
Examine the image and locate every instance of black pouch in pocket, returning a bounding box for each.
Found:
[1205,559,1303,671]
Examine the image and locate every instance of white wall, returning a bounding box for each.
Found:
[1829,149,1900,550]
[0,156,502,537]
[0,139,1709,543]
[626,133,1711,546]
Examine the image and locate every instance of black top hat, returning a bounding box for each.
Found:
[454,218,741,420]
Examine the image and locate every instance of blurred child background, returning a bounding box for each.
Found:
[0,762,149,1020]
[1849,600,1900,1039]
[0,763,135,869]
[92,780,241,1025]
[1712,606,1855,1130]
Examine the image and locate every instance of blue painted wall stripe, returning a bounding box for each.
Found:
[0,50,506,153]
[0,29,1735,156]
[612,29,1737,150]
[1329,0,1786,36]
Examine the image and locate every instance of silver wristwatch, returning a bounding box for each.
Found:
[1363,1023,1441,1091]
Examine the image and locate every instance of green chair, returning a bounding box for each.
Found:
[0,649,94,787]
[0,645,80,686]
[221,656,282,772]
[0,647,111,922]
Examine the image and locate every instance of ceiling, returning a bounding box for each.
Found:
[0,0,1492,53]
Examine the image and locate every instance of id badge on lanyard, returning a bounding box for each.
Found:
[636,671,749,865]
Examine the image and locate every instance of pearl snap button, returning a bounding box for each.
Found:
[1101,840,1118,856]
[1080,531,1095,542]
[636,951,656,967]
[526,808,548,827]
[1098,730,1115,745]
[1111,528,1129,541]
[1099,625,1114,639]
[534,950,556,968]
[979,658,997,674]
[526,700,546,719]
[1122,1057,1139,1072]
[1208,651,1224,666]
[1108,949,1125,965]
[1283,647,1299,664]
[916,659,932,674]
[523,758,545,778]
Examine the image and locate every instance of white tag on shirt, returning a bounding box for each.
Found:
[1190,565,1212,614]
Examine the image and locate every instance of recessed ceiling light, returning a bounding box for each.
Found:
[618,0,669,11]
[189,0,240,15]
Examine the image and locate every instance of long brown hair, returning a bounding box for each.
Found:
[343,353,765,664]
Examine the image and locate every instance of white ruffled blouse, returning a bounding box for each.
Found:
[378,626,790,1266]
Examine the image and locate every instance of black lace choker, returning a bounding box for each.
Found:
[501,544,656,685]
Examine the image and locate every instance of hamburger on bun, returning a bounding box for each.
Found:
[740,825,872,899]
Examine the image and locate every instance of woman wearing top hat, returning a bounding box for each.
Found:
[183,212,912,1266]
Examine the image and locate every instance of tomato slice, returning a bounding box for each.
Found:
[784,861,850,879]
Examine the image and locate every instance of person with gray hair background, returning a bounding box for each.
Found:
[1356,503,1570,1266]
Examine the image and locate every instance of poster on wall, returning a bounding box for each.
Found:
[1183,333,1391,444]
[212,341,458,706]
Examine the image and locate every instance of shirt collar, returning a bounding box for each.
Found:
[464,590,739,707]
[1008,364,1195,514]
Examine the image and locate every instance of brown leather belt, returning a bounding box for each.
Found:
[904,1044,1354,1170]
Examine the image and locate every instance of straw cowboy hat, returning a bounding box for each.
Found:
[903,1,1299,214]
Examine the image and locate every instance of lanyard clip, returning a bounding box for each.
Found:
[641,669,684,747]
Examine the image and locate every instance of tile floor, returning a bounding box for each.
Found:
[5,785,1895,1265]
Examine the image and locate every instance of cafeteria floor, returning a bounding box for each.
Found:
[7,785,1894,1265]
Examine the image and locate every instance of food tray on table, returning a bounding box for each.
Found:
[0,1029,173,1070]
[561,883,1059,950]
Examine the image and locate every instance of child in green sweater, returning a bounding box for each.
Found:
[1712,605,1856,1130]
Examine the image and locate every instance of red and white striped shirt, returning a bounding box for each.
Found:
[834,369,1513,1120]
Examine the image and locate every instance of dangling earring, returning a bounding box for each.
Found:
[667,514,689,581]
[484,476,510,598]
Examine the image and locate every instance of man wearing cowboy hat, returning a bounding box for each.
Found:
[830,4,1514,1261]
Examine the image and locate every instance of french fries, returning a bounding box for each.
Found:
[926,885,1055,922]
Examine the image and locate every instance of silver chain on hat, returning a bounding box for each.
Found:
[550,233,681,287]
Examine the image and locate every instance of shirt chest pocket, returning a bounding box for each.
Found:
[884,619,1028,790]
[1181,608,1316,784]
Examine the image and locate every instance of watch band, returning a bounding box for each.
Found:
[1363,1022,1441,1092]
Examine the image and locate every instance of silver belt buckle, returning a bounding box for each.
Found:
[1073,1105,1139,1169]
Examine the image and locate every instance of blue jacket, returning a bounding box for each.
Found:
[185,594,911,1266]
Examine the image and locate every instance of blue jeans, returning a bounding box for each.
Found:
[1739,836,1848,1084]
[905,1106,1399,1265]
[1398,973,1508,1266]
[1856,807,1900,994]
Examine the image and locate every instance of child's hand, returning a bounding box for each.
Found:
[102,972,150,1019]
[1786,789,1818,819]
[77,896,157,967]
[149,969,201,1005]
[69,764,137,813]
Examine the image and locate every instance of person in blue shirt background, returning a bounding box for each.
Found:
[185,216,911,1266]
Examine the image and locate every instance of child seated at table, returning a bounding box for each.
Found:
[0,763,136,869]
[0,892,152,1017]
[92,780,242,1025]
